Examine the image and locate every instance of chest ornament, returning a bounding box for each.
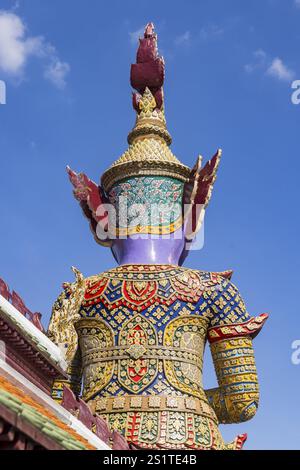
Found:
[82,266,205,311]
[118,315,158,393]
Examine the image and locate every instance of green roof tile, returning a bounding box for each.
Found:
[0,385,91,450]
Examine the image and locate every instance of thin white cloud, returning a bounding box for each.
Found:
[174,24,223,50]
[244,49,267,73]
[199,24,224,41]
[0,10,70,88]
[129,26,144,45]
[245,49,295,82]
[295,0,300,8]
[266,57,295,81]
[44,59,70,89]
[174,31,191,46]
[254,49,267,61]
[11,1,20,11]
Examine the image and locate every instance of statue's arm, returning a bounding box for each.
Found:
[48,268,86,402]
[205,278,268,424]
[51,346,83,403]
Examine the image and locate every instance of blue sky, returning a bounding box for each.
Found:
[0,0,299,449]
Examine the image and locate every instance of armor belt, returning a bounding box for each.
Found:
[82,345,202,369]
[89,395,218,423]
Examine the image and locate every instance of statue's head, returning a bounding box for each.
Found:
[67,23,221,266]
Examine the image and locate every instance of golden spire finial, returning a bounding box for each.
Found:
[101,25,191,193]
[139,87,157,115]
[127,87,171,146]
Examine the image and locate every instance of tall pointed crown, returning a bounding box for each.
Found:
[68,22,221,246]
[101,23,191,193]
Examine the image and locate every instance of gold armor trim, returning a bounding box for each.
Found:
[80,344,201,368]
[89,394,218,423]
[164,315,207,400]
[75,318,115,401]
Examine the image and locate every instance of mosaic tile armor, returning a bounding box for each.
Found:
[50,265,267,450]
[48,23,268,450]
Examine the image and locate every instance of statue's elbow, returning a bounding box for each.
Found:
[226,398,259,423]
[239,400,259,422]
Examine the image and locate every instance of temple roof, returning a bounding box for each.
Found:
[0,290,131,450]
[0,361,109,450]
[0,375,94,450]
[0,294,67,377]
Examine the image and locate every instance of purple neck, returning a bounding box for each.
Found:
[111,231,186,266]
